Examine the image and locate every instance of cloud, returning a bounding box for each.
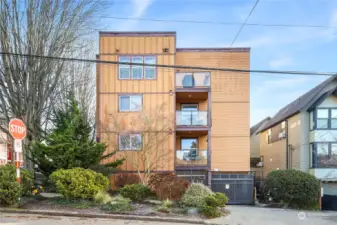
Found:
[132,0,154,17]
[116,0,154,30]
[269,57,294,69]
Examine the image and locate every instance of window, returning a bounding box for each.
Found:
[267,129,272,144]
[119,134,142,150]
[144,56,156,79]
[119,95,142,111]
[131,56,143,79]
[317,109,329,128]
[312,143,337,168]
[331,109,337,128]
[119,57,131,79]
[118,56,156,80]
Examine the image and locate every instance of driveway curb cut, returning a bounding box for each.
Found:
[0,208,207,224]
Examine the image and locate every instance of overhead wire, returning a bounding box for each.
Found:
[0,52,336,76]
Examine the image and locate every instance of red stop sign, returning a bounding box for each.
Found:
[9,119,26,140]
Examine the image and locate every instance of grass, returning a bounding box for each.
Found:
[50,198,98,209]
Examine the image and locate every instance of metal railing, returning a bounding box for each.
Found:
[176,72,211,88]
[176,149,208,165]
[176,111,208,126]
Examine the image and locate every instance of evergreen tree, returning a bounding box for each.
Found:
[30,94,124,176]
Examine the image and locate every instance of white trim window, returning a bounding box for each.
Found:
[119,56,131,79]
[118,56,156,80]
[119,95,142,112]
[144,56,156,79]
[119,134,142,150]
[131,56,143,79]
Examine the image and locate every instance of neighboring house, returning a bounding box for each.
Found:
[96,31,250,182]
[0,130,8,165]
[257,75,337,196]
[250,117,271,160]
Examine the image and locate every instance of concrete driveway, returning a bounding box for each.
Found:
[208,205,337,225]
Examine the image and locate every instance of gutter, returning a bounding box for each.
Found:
[286,119,289,169]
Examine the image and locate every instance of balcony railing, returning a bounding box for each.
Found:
[176,111,208,126]
[176,72,211,88]
[176,149,208,165]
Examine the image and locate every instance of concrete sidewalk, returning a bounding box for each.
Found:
[207,205,337,225]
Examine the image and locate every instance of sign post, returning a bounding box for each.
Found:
[8,119,26,184]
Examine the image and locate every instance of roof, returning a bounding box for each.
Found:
[258,74,337,133]
[176,48,250,52]
[250,117,271,135]
[99,31,176,37]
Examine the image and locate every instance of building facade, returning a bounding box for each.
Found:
[258,75,337,197]
[96,32,250,180]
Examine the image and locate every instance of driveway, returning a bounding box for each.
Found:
[209,205,337,225]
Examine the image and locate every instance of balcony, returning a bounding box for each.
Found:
[176,72,210,89]
[176,111,208,126]
[176,149,208,166]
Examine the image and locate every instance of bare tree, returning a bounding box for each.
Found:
[102,103,174,184]
[0,0,104,141]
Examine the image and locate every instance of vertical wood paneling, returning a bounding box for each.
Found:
[98,34,176,172]
[176,51,250,171]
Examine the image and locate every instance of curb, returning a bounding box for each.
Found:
[0,208,206,224]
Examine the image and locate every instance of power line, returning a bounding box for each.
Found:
[101,16,337,29]
[0,52,336,76]
[230,0,260,47]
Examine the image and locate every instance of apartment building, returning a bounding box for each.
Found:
[96,32,250,182]
[258,75,337,197]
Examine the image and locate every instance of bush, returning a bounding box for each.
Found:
[0,165,21,206]
[102,195,133,213]
[200,193,228,218]
[204,192,229,208]
[20,169,34,196]
[50,168,109,199]
[200,204,221,218]
[148,172,190,200]
[156,199,174,213]
[94,190,112,204]
[180,183,213,208]
[264,170,320,209]
[119,184,152,201]
[115,174,140,188]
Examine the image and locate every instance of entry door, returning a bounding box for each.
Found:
[181,138,198,160]
[181,104,198,125]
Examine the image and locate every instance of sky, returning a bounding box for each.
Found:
[99,0,337,125]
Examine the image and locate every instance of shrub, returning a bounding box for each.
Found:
[204,192,229,208]
[0,165,21,206]
[102,195,133,213]
[156,199,174,213]
[200,204,221,218]
[20,169,34,196]
[115,173,140,188]
[264,170,320,209]
[180,183,213,207]
[148,172,190,200]
[119,184,152,201]
[94,190,112,204]
[50,168,109,199]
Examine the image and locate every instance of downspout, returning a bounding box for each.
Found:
[286,119,289,169]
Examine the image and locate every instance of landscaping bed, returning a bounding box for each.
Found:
[17,196,204,219]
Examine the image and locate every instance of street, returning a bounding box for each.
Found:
[2,206,337,225]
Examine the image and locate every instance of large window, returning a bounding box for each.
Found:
[314,108,337,129]
[118,56,156,80]
[311,142,337,168]
[119,95,142,111]
[119,134,142,150]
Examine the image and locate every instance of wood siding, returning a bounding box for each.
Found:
[97,35,175,171]
[176,52,250,171]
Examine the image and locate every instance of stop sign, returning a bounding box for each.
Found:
[9,119,26,140]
